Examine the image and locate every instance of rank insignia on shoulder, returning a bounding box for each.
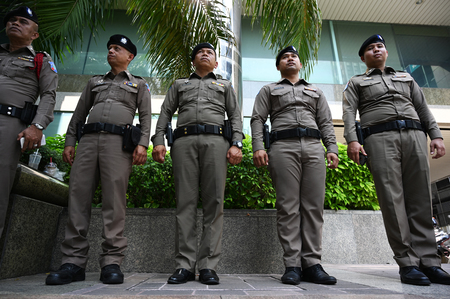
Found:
[124,81,138,88]
[393,74,407,78]
[273,86,284,90]
[145,83,151,93]
[184,80,189,84]
[18,57,34,62]
[363,77,373,80]
[304,87,317,92]
[49,61,57,73]
[212,81,224,87]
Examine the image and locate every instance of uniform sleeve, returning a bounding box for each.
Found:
[136,80,152,147]
[151,82,179,146]
[224,81,243,141]
[342,80,360,144]
[409,79,443,140]
[32,54,58,128]
[250,86,270,152]
[315,90,338,154]
[64,79,95,147]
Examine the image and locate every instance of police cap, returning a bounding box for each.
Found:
[276,46,299,66]
[107,34,137,57]
[358,34,385,57]
[191,42,216,61]
[3,6,39,26]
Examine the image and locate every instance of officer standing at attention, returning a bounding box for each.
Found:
[45,35,151,285]
[152,43,243,285]
[0,6,57,237]
[343,34,449,285]
[251,46,339,285]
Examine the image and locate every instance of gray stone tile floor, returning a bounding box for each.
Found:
[0,264,449,298]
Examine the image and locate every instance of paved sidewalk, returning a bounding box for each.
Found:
[0,264,449,298]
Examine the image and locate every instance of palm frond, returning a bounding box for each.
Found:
[1,0,118,61]
[127,0,235,88]
[243,0,322,79]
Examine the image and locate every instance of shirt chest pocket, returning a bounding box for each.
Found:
[207,84,226,109]
[91,84,110,103]
[391,77,412,96]
[359,80,385,100]
[8,59,37,84]
[178,84,198,105]
[119,83,138,107]
[270,88,292,110]
[301,90,319,110]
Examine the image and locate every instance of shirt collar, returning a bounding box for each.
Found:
[189,72,217,80]
[0,44,35,55]
[104,69,132,80]
[276,77,308,86]
[365,66,396,76]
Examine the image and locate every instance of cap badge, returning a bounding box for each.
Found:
[121,37,127,44]
[27,8,33,17]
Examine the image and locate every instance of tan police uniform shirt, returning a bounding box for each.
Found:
[152,72,243,144]
[342,66,442,143]
[251,78,338,154]
[0,44,58,128]
[65,70,152,147]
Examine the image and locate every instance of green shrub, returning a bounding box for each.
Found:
[35,134,378,210]
[325,143,379,210]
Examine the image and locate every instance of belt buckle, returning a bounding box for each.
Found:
[297,127,307,137]
[396,120,406,129]
[95,122,105,132]
[197,124,206,134]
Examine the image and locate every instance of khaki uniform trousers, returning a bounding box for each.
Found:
[365,129,440,268]
[170,134,229,272]
[268,137,326,268]
[60,133,133,268]
[0,116,25,237]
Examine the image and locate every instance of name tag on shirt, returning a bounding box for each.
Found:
[392,74,407,78]
[304,87,317,91]
[363,77,373,81]
[18,57,34,62]
[273,86,284,90]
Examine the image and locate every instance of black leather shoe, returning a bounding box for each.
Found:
[421,266,450,285]
[302,264,337,285]
[100,264,124,284]
[199,269,220,285]
[281,267,301,285]
[167,268,195,284]
[45,263,85,285]
[399,266,430,286]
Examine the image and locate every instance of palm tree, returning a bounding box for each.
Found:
[1,0,321,85]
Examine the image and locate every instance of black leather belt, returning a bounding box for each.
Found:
[362,119,424,138]
[270,127,321,143]
[0,104,24,119]
[174,124,224,139]
[82,122,126,136]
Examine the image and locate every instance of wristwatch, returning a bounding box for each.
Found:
[33,123,44,130]
[232,141,243,149]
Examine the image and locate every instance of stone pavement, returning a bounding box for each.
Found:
[0,264,449,298]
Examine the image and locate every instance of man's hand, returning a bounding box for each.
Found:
[152,145,167,163]
[17,125,43,153]
[430,138,446,159]
[227,146,242,165]
[133,145,148,165]
[253,149,269,167]
[63,146,76,166]
[327,152,339,169]
[347,141,366,165]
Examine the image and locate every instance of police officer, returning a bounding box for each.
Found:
[0,6,57,237]
[45,35,151,285]
[343,34,449,285]
[251,46,339,285]
[152,43,243,285]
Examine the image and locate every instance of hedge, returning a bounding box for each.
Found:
[20,134,379,210]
